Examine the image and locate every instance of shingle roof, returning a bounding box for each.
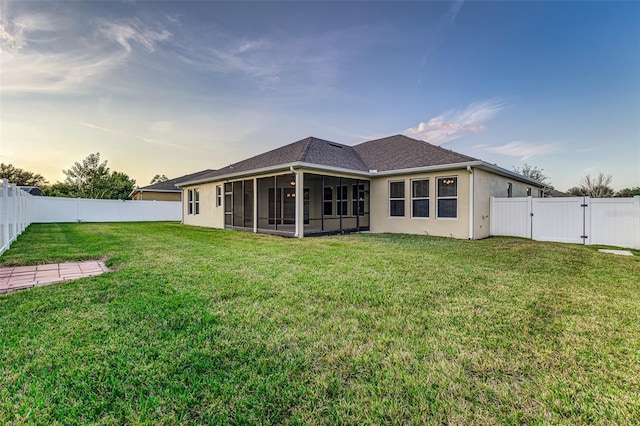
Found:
[353,134,479,172]
[180,134,504,186]
[194,137,369,181]
[136,169,215,192]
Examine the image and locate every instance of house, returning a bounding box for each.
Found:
[129,170,214,201]
[177,135,546,239]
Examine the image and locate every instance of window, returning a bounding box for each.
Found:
[216,185,222,207]
[411,179,429,218]
[336,185,348,216]
[323,186,333,216]
[437,177,457,218]
[188,188,200,215]
[526,187,531,196]
[352,184,365,216]
[507,182,513,198]
[389,181,405,217]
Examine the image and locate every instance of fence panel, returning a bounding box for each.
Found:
[589,197,640,249]
[0,180,34,256]
[490,197,531,238]
[32,197,181,223]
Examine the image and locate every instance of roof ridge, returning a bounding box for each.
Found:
[298,136,314,162]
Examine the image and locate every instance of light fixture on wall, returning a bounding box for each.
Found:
[289,178,296,186]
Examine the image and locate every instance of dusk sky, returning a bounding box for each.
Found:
[1,1,638,191]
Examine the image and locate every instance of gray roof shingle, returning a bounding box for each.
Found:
[181,134,486,185]
[353,134,478,172]
[194,137,369,181]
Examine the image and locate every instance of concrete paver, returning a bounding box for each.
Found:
[0,261,108,294]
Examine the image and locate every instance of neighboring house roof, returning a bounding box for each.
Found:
[178,134,546,188]
[129,169,215,198]
[18,186,43,196]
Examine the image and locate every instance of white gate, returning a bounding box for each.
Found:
[531,197,586,244]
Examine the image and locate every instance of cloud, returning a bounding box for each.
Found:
[0,4,171,94]
[421,0,465,67]
[404,99,505,145]
[101,19,171,53]
[474,140,559,161]
[78,121,183,150]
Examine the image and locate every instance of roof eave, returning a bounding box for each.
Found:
[475,162,547,187]
[175,160,546,188]
[177,162,371,187]
[371,161,484,177]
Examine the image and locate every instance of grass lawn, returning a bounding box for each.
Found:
[1,222,639,424]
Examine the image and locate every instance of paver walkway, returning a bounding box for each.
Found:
[0,261,109,294]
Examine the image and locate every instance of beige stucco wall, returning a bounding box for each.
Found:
[472,168,542,239]
[182,183,224,228]
[132,191,181,202]
[369,169,471,239]
[181,166,543,240]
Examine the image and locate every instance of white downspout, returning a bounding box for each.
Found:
[290,166,300,238]
[467,165,474,240]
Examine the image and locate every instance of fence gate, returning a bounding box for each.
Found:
[531,197,587,244]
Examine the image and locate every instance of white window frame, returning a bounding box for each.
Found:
[216,185,222,207]
[188,189,194,215]
[436,176,457,219]
[189,188,200,216]
[411,178,430,219]
[389,180,405,218]
[336,185,348,216]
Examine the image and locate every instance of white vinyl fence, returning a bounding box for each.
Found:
[31,196,181,223]
[0,179,182,255]
[490,196,640,249]
[0,180,33,256]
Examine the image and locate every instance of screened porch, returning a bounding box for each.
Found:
[223,172,369,237]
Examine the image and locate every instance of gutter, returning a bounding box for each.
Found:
[467,165,474,240]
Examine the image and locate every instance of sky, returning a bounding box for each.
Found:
[1,0,638,192]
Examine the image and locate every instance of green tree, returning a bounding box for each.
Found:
[567,173,614,198]
[615,186,640,197]
[150,174,169,184]
[47,153,136,199]
[0,163,48,186]
[512,164,550,185]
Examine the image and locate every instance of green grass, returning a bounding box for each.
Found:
[1,222,639,424]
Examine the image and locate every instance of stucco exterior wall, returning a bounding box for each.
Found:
[472,168,542,239]
[369,169,471,239]
[182,183,224,228]
[132,191,181,202]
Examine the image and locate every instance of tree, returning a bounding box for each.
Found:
[615,187,640,197]
[0,163,48,186]
[567,173,614,198]
[512,164,550,185]
[150,174,169,184]
[47,153,136,199]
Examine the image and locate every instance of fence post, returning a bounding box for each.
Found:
[2,179,8,252]
[635,196,640,250]
[527,196,533,239]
